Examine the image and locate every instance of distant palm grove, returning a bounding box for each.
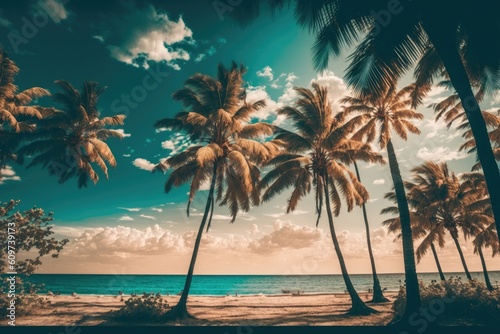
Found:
[1,0,499,328]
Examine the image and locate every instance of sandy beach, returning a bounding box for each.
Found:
[13,292,398,326]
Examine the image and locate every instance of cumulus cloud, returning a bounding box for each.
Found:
[249,220,323,255]
[0,166,21,184]
[151,207,163,213]
[118,215,134,221]
[249,224,260,235]
[256,66,274,81]
[132,158,156,171]
[310,71,349,112]
[416,146,469,163]
[373,179,386,185]
[422,85,449,105]
[96,3,193,70]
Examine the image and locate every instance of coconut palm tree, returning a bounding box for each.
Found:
[345,150,388,302]
[153,62,280,320]
[231,0,500,253]
[0,49,51,181]
[260,83,380,315]
[382,195,447,282]
[340,83,424,315]
[18,80,126,188]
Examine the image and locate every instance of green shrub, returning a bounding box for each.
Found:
[112,294,170,322]
[393,278,500,322]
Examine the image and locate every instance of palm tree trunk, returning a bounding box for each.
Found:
[430,242,446,281]
[478,247,494,291]
[423,22,500,243]
[353,162,388,303]
[163,162,218,320]
[386,140,422,323]
[322,173,376,315]
[451,234,472,280]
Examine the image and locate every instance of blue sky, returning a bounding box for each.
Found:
[1,0,499,275]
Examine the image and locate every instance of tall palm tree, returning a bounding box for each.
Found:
[260,83,379,315]
[154,62,280,320]
[345,147,388,302]
[18,80,126,188]
[340,83,424,317]
[382,195,447,282]
[473,222,498,291]
[231,0,500,249]
[0,49,51,181]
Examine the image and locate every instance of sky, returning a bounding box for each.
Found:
[1,0,499,275]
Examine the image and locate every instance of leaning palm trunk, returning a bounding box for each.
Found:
[430,243,446,281]
[323,174,376,315]
[451,234,472,280]
[423,21,500,243]
[163,163,218,320]
[386,140,422,321]
[353,162,388,303]
[477,247,494,291]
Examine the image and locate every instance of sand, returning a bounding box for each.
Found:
[12,292,398,326]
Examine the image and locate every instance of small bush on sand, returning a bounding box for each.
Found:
[393,278,500,323]
[112,294,170,322]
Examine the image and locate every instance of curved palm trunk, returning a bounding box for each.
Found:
[353,162,388,303]
[386,140,422,324]
[451,234,472,280]
[423,22,500,243]
[163,163,218,320]
[430,242,446,281]
[478,247,494,291]
[323,174,376,315]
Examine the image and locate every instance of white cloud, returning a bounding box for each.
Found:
[249,220,323,255]
[112,129,131,137]
[123,154,131,157]
[416,146,469,163]
[0,166,21,184]
[118,215,134,221]
[422,85,449,106]
[161,140,175,150]
[118,207,141,212]
[98,4,193,70]
[151,207,163,213]
[373,179,386,185]
[256,66,274,81]
[140,214,156,220]
[194,54,206,62]
[249,224,260,236]
[37,0,69,24]
[132,158,156,172]
[310,70,349,112]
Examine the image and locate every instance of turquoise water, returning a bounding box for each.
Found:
[9,271,499,296]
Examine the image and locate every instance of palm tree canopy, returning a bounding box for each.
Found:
[154,62,281,223]
[18,80,126,188]
[230,1,500,101]
[260,82,383,225]
[340,83,423,149]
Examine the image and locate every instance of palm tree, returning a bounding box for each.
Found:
[345,146,388,302]
[473,222,498,291]
[431,87,500,171]
[403,162,490,281]
[18,80,126,188]
[153,62,280,320]
[340,83,424,316]
[260,83,379,315]
[231,0,500,249]
[0,49,51,181]
[382,195,447,282]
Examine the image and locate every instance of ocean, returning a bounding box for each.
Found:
[14,271,500,296]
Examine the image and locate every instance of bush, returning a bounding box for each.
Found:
[393,278,500,322]
[112,294,170,322]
